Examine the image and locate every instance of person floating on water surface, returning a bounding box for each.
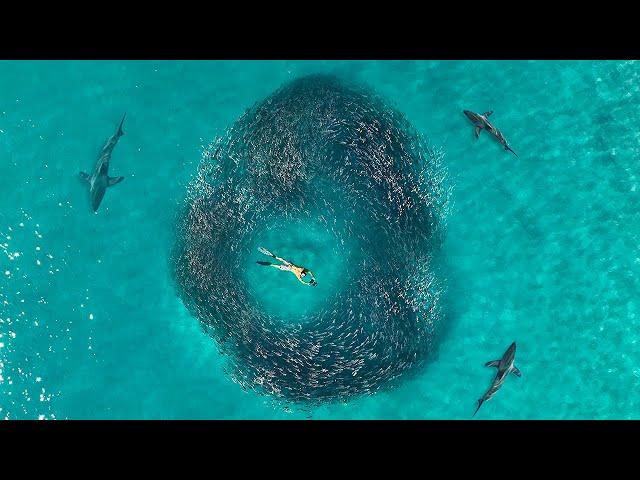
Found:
[257,247,317,287]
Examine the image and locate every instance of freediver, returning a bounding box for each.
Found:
[257,247,317,287]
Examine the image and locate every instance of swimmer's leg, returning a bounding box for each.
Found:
[257,261,289,271]
[258,246,292,266]
[274,256,292,266]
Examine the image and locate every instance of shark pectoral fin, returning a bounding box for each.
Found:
[474,126,482,138]
[485,360,500,368]
[79,171,90,183]
[108,176,124,187]
[483,110,493,117]
[511,365,522,377]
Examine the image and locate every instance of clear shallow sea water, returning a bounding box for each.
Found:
[1,60,639,419]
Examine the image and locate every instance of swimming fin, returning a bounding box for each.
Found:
[256,261,272,266]
[258,246,275,257]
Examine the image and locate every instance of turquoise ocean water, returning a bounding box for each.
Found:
[1,60,639,419]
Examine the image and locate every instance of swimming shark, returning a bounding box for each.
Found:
[80,114,126,212]
[463,110,518,157]
[473,341,521,417]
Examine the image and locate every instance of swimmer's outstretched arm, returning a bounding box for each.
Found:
[296,276,314,286]
[297,271,317,286]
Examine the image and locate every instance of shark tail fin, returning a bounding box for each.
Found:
[108,176,124,187]
[505,145,518,157]
[116,113,126,137]
[79,171,90,184]
[473,398,484,417]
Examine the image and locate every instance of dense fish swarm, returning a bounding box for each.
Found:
[173,75,449,404]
